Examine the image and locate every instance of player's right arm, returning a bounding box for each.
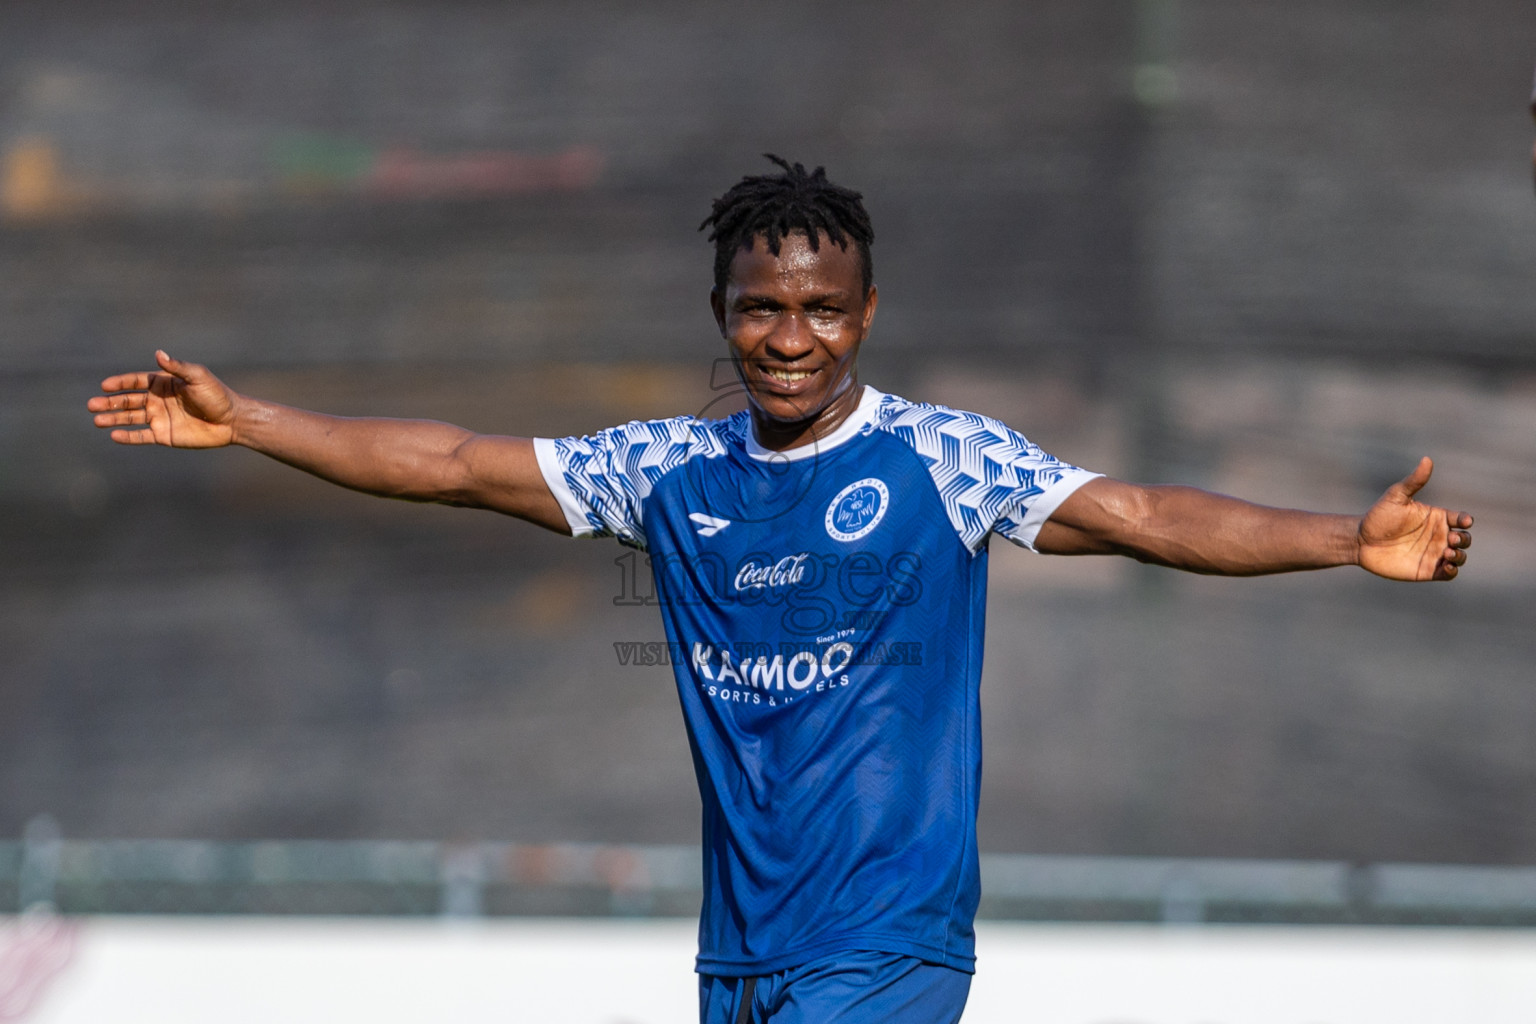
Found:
[86,350,571,533]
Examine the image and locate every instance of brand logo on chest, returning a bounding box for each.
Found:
[733,553,812,592]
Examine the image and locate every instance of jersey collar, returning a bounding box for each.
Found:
[745,385,882,462]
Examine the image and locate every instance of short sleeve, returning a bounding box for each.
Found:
[534,417,722,549]
[880,402,1101,553]
[990,451,1101,552]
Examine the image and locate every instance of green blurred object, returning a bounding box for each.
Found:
[270,134,377,193]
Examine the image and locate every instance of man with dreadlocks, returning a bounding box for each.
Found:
[89,155,1473,1023]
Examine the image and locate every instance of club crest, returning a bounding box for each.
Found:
[825,478,890,542]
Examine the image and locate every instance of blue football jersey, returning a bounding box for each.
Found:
[535,386,1099,976]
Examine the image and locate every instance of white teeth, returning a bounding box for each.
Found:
[766,369,813,383]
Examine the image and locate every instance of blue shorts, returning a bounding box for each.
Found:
[699,950,971,1024]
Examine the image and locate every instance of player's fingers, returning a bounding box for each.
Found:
[100,371,154,393]
[87,392,149,413]
[1444,546,1467,567]
[94,409,147,428]
[155,350,202,380]
[1449,529,1472,550]
[1393,456,1434,500]
[109,427,157,445]
[1436,562,1458,581]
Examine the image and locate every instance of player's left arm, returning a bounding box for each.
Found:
[1034,457,1473,581]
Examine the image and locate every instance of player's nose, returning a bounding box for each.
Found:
[763,311,816,360]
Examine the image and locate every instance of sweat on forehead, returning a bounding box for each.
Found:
[726,230,863,288]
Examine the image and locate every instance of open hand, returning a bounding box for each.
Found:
[1357,457,1473,581]
[87,351,238,448]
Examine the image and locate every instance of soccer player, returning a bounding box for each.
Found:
[88,156,1473,1024]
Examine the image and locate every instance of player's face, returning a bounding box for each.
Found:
[711,230,878,449]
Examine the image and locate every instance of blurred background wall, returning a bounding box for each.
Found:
[1,0,1533,864]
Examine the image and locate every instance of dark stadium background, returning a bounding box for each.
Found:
[2,0,1534,869]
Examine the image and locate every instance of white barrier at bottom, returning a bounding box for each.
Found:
[5,916,1536,1024]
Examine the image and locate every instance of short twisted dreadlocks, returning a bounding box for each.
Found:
[700,154,874,294]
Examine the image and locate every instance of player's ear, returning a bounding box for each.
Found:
[710,288,727,337]
[861,284,878,337]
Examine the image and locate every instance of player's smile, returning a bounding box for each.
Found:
[763,367,815,385]
[710,229,878,451]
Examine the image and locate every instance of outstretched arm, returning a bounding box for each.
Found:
[1035,458,1472,581]
[87,351,571,533]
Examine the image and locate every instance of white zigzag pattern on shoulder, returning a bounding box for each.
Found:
[553,413,746,549]
[873,394,1072,553]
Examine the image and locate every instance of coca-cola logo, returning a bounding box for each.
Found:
[733,553,812,592]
